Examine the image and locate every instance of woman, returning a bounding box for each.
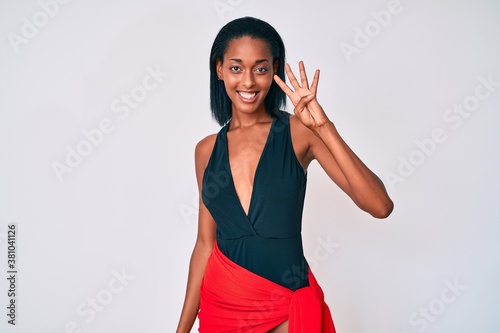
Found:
[177,16,393,333]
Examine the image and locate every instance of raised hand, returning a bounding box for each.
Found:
[274,61,330,129]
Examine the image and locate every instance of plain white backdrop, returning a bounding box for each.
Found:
[1,0,499,332]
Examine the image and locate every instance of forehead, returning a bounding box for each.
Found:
[223,36,273,61]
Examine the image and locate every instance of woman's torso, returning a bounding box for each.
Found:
[201,111,309,290]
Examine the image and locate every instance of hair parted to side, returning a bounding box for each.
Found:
[209,16,286,126]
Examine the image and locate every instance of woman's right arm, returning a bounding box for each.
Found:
[176,135,217,333]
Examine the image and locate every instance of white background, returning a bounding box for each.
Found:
[1,0,499,332]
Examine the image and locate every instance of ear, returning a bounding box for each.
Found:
[273,60,279,75]
[216,59,223,80]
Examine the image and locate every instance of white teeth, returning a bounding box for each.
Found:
[238,91,257,99]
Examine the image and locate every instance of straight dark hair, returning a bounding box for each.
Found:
[209,16,286,126]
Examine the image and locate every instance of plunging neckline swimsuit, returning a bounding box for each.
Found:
[202,110,309,291]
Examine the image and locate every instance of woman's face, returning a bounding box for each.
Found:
[217,36,277,117]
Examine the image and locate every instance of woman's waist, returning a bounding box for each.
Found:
[216,235,309,290]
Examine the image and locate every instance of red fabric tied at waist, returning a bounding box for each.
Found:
[198,242,336,332]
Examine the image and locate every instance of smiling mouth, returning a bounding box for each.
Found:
[237,91,259,101]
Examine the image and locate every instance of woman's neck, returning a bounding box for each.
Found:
[230,107,272,129]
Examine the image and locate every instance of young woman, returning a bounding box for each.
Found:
[177,16,393,333]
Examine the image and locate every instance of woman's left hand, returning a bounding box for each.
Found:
[274,61,330,129]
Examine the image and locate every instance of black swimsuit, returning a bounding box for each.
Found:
[202,111,309,291]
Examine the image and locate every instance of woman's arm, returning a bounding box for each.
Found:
[176,135,217,333]
[296,116,393,218]
[275,62,393,218]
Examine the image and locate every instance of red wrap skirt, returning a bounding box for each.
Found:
[198,242,336,332]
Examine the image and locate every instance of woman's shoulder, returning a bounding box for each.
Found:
[274,111,314,140]
[288,113,314,137]
[288,113,319,164]
[195,133,218,171]
[196,133,217,155]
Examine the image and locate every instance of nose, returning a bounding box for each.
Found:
[241,70,255,88]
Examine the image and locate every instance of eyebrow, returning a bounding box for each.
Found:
[229,58,270,64]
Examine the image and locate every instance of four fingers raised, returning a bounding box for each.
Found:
[274,61,320,96]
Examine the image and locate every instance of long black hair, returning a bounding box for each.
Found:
[209,16,286,126]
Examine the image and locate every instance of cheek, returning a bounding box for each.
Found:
[257,74,274,89]
[223,75,238,88]
[221,78,235,93]
[263,79,275,95]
